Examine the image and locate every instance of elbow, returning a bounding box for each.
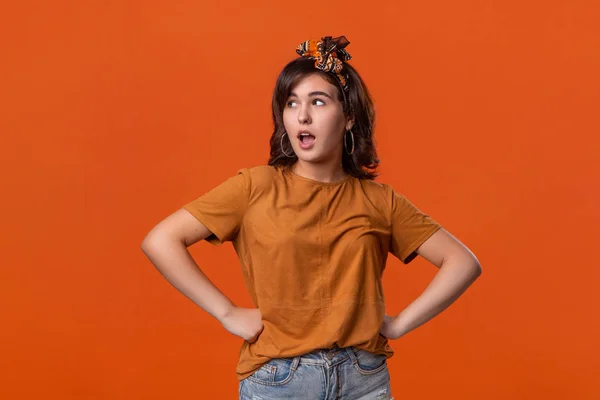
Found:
[472,261,482,279]
[460,249,482,280]
[140,229,165,255]
[141,228,184,255]
[444,253,482,281]
[141,233,154,255]
[468,255,482,280]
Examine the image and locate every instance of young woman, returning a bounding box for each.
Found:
[141,35,482,400]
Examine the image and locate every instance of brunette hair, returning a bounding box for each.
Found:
[267,57,379,180]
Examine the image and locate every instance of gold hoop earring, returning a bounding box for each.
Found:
[281,133,295,158]
[344,130,355,155]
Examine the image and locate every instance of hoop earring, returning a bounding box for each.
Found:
[281,133,295,158]
[344,130,355,155]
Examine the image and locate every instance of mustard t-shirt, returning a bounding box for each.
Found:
[182,165,442,381]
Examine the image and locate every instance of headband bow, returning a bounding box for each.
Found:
[296,35,352,92]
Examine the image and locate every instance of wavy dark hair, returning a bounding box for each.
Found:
[267,57,379,180]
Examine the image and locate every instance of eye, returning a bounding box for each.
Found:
[313,99,325,106]
[286,100,298,108]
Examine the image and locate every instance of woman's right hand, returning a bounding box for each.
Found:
[219,306,264,343]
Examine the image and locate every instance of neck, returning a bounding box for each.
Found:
[292,159,348,183]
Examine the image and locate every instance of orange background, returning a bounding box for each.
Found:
[1,1,599,399]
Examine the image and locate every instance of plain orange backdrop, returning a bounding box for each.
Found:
[1,1,599,399]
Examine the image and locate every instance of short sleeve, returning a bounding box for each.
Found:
[182,168,250,245]
[389,189,442,264]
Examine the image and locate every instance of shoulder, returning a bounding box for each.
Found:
[236,164,280,196]
[357,178,395,203]
[240,165,278,184]
[353,178,397,221]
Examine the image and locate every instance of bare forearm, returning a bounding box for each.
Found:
[393,257,481,337]
[141,234,234,322]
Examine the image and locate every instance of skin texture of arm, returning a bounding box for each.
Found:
[141,209,263,342]
[380,228,482,340]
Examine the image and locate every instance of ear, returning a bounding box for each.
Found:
[345,114,355,131]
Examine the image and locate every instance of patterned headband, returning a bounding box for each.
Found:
[296,35,352,92]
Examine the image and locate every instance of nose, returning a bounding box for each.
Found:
[298,104,311,124]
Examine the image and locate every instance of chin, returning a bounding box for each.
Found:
[296,153,325,163]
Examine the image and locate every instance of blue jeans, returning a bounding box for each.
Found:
[238,345,393,400]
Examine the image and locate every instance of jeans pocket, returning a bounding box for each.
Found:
[246,357,298,386]
[350,347,389,376]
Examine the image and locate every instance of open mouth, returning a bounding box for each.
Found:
[298,133,316,146]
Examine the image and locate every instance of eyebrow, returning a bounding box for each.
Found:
[289,91,333,99]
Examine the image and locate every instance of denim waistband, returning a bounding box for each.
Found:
[294,345,356,367]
